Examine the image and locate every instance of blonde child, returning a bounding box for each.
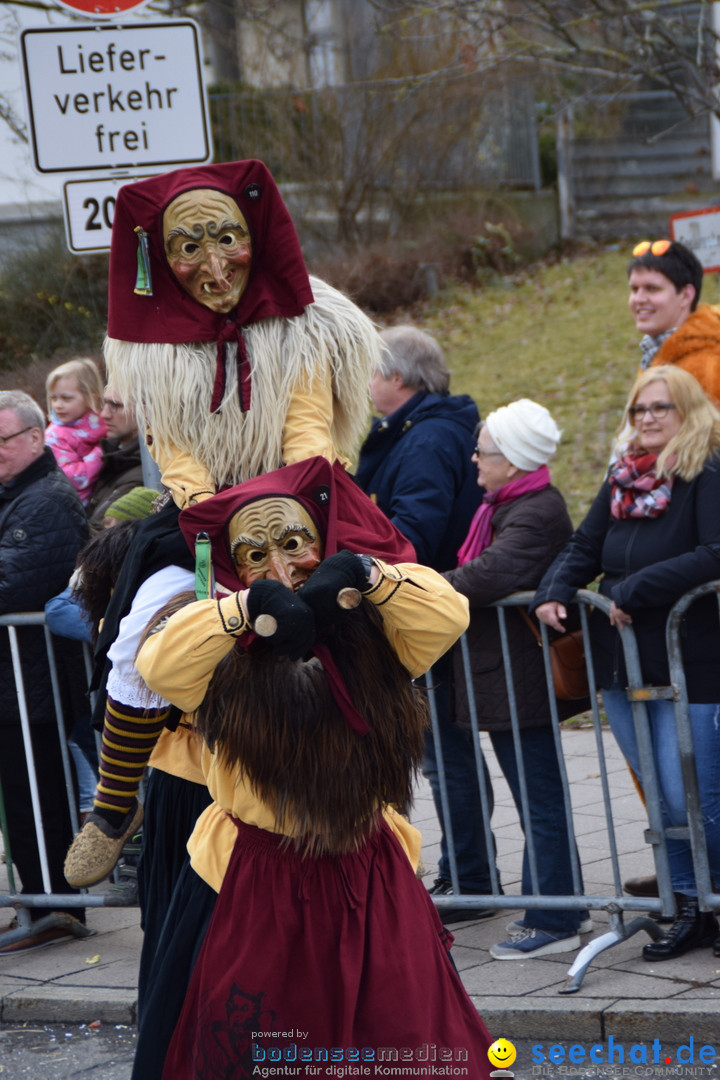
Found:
[45,358,108,506]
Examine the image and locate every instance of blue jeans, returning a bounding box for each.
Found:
[491,728,585,935]
[68,714,99,813]
[421,659,496,893]
[602,688,720,896]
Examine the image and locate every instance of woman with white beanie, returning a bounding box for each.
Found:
[445,398,589,959]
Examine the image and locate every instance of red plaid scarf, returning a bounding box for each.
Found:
[609,452,673,519]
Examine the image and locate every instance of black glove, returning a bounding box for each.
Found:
[246,580,316,660]
[298,551,372,625]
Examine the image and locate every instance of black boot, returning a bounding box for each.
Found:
[642,896,719,962]
[714,935,720,958]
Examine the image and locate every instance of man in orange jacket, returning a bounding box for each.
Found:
[628,238,720,404]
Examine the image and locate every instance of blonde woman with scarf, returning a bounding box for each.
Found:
[535,366,720,962]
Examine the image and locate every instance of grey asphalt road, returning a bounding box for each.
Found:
[0,1022,136,1078]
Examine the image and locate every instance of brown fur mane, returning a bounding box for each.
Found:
[141,593,428,855]
[201,600,427,855]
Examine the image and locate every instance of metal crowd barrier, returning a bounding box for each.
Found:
[3,588,719,979]
[0,613,137,952]
[426,586,720,992]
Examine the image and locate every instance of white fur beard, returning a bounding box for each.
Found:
[105,277,380,488]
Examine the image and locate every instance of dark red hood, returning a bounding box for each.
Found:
[107,159,314,344]
[179,457,417,592]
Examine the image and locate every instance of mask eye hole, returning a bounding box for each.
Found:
[247,549,266,565]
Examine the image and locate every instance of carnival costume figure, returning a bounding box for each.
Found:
[129,456,492,1079]
[64,161,382,989]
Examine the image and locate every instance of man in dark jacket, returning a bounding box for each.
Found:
[356,326,482,571]
[0,391,89,949]
[86,386,144,531]
[355,326,495,919]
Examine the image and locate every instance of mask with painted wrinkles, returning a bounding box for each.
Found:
[229,497,323,591]
[163,188,252,313]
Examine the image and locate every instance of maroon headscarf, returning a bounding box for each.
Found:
[107,160,314,411]
[179,456,416,593]
[179,457,416,736]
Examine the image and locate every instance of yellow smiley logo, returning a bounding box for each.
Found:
[488,1038,517,1068]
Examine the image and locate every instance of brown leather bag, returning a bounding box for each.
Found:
[520,609,589,701]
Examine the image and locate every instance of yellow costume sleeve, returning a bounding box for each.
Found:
[282,363,351,469]
[136,562,468,709]
[364,560,470,677]
[136,593,248,712]
[152,441,217,509]
[148,724,206,785]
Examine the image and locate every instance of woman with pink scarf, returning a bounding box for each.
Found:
[445,398,589,960]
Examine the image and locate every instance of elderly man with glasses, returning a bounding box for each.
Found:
[355,325,497,922]
[0,390,89,950]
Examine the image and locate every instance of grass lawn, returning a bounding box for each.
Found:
[393,247,720,526]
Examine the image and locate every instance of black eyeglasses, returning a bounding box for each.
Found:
[628,403,677,422]
[473,446,505,459]
[0,426,33,448]
[102,398,124,413]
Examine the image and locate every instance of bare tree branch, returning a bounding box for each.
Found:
[368,1,720,118]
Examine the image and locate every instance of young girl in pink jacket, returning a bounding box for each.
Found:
[45,358,107,506]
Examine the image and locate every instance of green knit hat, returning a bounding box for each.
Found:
[104,486,159,522]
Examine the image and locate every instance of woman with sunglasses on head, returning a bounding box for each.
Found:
[534,365,720,961]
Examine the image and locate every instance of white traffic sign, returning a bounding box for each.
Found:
[20,21,211,174]
[670,207,720,274]
[63,175,153,253]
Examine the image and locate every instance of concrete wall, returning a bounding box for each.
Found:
[0,202,64,271]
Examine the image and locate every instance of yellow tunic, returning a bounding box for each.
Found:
[154,363,348,509]
[136,561,469,891]
[148,724,205,785]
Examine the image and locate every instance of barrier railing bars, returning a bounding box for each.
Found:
[564,584,720,989]
[0,613,135,952]
[427,587,713,992]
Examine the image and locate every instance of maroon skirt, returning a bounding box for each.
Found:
[162,817,492,1080]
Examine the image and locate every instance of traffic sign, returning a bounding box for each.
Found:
[63,175,153,253]
[20,21,211,174]
[53,0,150,17]
[670,207,720,274]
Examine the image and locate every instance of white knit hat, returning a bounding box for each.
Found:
[484,399,561,471]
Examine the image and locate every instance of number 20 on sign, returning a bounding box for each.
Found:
[63,175,152,254]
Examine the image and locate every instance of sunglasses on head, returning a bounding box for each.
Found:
[632,239,672,258]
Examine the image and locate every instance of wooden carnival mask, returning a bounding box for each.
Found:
[163,188,252,314]
[229,496,323,590]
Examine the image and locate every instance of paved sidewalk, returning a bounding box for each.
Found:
[0,727,719,1040]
